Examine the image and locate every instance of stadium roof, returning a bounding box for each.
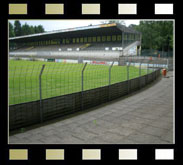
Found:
[9,23,141,42]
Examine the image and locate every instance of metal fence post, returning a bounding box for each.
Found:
[127,62,130,93]
[139,62,142,89]
[139,62,142,77]
[81,62,87,91]
[127,62,130,81]
[154,61,156,79]
[81,62,87,110]
[109,61,114,85]
[39,64,45,123]
[108,61,114,101]
[147,61,149,74]
[167,58,169,71]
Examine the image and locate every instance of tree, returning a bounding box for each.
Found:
[21,23,30,35]
[9,22,15,37]
[14,20,22,36]
[30,26,35,34]
[34,25,44,33]
[36,25,44,33]
[134,21,173,51]
[13,21,45,36]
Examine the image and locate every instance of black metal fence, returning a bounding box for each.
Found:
[9,61,152,105]
[9,66,161,131]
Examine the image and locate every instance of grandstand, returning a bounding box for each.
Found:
[9,23,141,62]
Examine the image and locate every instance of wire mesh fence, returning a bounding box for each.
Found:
[9,59,155,105]
[141,49,173,58]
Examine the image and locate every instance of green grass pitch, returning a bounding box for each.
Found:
[9,60,148,105]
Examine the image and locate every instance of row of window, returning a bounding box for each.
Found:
[23,34,140,46]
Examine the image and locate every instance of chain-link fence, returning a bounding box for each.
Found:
[9,59,162,131]
[9,60,154,105]
[141,49,173,58]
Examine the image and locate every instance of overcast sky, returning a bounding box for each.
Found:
[9,20,140,32]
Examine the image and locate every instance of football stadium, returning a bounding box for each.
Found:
[9,23,168,131]
[9,23,141,62]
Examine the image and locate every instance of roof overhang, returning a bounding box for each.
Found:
[9,23,140,43]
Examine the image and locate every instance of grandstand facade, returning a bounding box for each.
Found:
[9,23,141,63]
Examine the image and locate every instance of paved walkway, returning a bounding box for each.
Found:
[9,71,174,144]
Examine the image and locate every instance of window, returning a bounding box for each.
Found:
[76,38,80,43]
[136,34,138,40]
[53,40,58,45]
[130,34,132,40]
[102,36,106,42]
[62,39,65,44]
[73,38,76,43]
[92,36,96,42]
[133,34,135,40]
[80,37,83,43]
[124,34,127,40]
[97,36,101,42]
[84,37,87,43]
[88,37,92,42]
[66,39,70,44]
[117,35,122,41]
[127,34,130,40]
[112,35,116,41]
[107,36,111,42]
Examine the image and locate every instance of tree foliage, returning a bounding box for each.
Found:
[9,20,45,37]
[9,22,15,37]
[133,21,173,51]
[14,20,22,36]
[34,25,44,34]
[102,20,173,51]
